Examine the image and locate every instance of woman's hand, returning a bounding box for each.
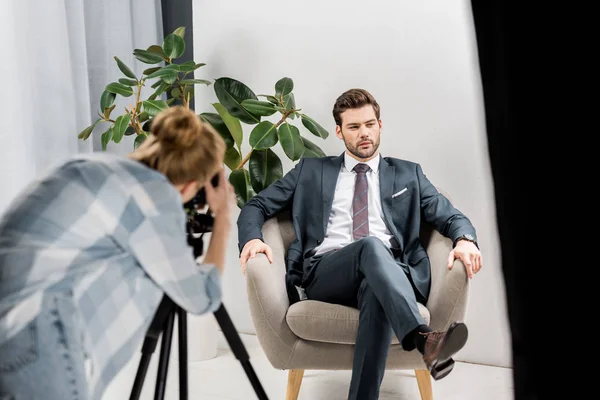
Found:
[204,168,235,218]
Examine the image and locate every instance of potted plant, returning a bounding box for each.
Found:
[78,26,329,208]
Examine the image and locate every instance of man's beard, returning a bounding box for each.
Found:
[344,136,380,159]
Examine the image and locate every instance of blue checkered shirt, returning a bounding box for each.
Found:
[0,152,222,399]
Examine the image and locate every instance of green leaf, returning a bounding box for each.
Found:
[101,127,113,151]
[178,62,207,72]
[199,112,235,150]
[103,104,116,120]
[249,121,278,150]
[301,114,329,139]
[173,26,186,38]
[143,100,169,117]
[224,147,241,170]
[106,82,134,97]
[77,118,101,140]
[283,93,296,115]
[179,79,211,85]
[124,126,136,136]
[162,33,185,59]
[112,114,131,143]
[241,99,277,117]
[139,112,150,122]
[249,149,283,193]
[213,77,260,124]
[229,169,256,209]
[118,78,137,86]
[134,133,148,149]
[133,49,164,64]
[212,103,243,149]
[143,66,161,76]
[178,61,197,72]
[301,136,326,158]
[167,98,176,105]
[147,45,167,59]
[114,56,137,79]
[266,95,280,105]
[99,90,116,113]
[171,87,181,98]
[145,64,180,85]
[153,82,170,97]
[142,120,152,132]
[278,123,305,161]
[275,77,294,97]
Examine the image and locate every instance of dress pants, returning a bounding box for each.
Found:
[303,236,427,400]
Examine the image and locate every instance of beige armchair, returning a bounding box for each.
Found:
[244,197,470,400]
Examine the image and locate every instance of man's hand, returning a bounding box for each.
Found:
[240,238,273,275]
[447,240,482,279]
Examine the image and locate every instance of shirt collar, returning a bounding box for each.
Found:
[344,152,381,173]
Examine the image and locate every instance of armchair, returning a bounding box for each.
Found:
[244,191,470,400]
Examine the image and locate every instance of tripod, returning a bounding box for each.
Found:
[129,295,269,400]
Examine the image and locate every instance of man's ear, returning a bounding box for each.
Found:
[335,125,343,140]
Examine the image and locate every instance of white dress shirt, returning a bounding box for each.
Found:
[314,152,394,256]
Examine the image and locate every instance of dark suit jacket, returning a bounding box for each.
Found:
[237,153,477,304]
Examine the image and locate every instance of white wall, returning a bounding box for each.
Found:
[193,0,511,368]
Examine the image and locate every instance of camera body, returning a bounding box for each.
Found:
[184,173,219,258]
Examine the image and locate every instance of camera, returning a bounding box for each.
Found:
[184,173,219,257]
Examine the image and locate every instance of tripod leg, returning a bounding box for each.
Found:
[129,296,176,400]
[177,306,188,400]
[214,305,270,400]
[154,309,175,400]
[129,352,152,400]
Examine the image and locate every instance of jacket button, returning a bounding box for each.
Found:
[317,240,321,244]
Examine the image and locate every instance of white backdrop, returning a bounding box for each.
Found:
[0,0,163,212]
[192,0,512,367]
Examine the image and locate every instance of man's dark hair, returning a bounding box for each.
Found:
[332,88,381,127]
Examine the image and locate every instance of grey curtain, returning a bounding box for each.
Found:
[0,0,163,213]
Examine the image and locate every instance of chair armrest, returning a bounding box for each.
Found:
[245,217,299,368]
[424,229,470,331]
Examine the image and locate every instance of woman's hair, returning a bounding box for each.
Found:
[129,106,225,185]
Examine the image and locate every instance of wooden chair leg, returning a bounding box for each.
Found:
[415,369,433,400]
[286,369,305,400]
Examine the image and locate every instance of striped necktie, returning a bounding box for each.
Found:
[352,163,371,240]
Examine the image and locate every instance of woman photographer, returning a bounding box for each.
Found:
[0,106,235,400]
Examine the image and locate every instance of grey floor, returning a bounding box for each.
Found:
[103,333,514,400]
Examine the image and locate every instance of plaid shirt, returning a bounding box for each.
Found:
[0,152,222,399]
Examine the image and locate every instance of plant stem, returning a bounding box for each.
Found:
[235,110,292,170]
[131,82,144,135]
[236,150,252,170]
[97,112,115,124]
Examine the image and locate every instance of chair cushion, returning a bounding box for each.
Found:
[286,300,431,345]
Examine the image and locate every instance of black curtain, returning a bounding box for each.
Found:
[470,2,544,399]
[161,0,195,110]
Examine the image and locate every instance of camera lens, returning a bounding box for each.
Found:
[189,172,219,206]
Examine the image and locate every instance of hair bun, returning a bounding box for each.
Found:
[151,106,202,149]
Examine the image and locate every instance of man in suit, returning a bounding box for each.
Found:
[237,88,483,399]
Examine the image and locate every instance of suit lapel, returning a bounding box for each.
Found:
[379,157,400,239]
[322,153,344,234]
